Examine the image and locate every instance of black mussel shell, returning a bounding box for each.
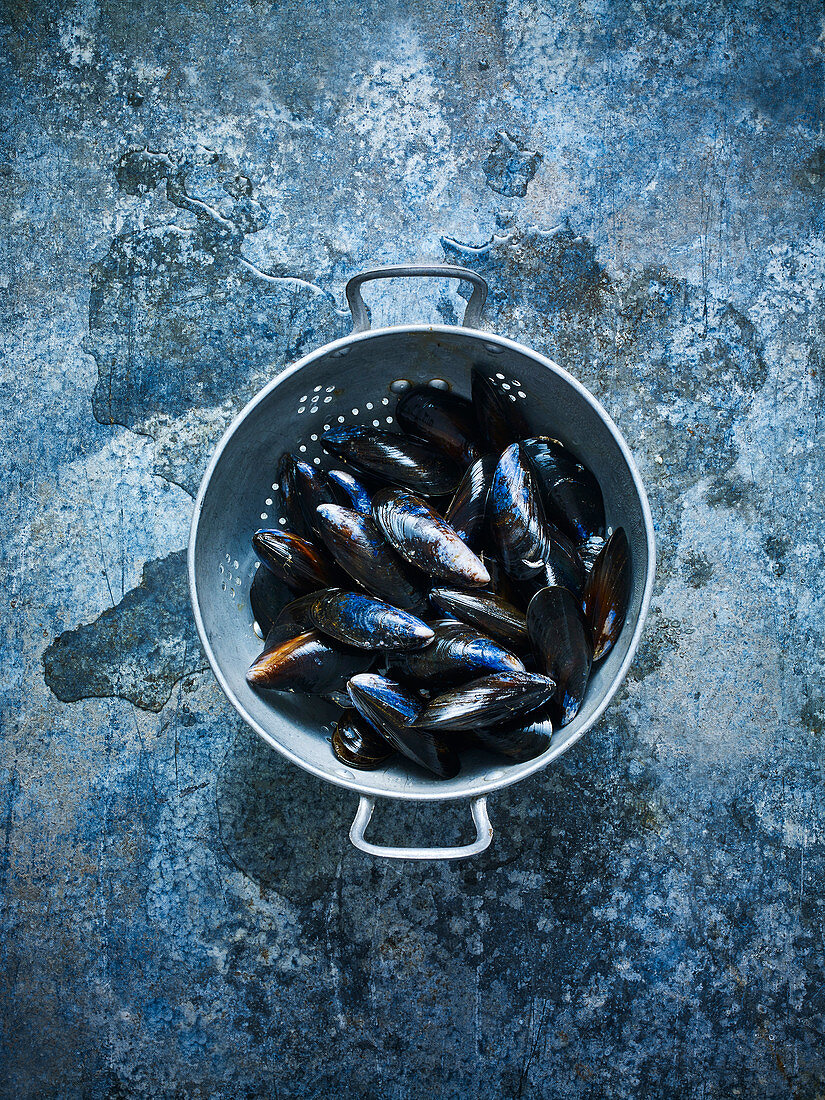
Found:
[253,529,342,592]
[249,565,292,637]
[395,384,481,466]
[386,620,525,687]
[583,527,631,661]
[321,426,460,496]
[429,588,528,648]
[372,487,490,587]
[314,504,425,609]
[347,673,460,779]
[332,709,395,770]
[527,586,594,726]
[521,436,605,545]
[471,366,530,452]
[444,454,497,550]
[246,630,373,693]
[277,453,309,538]
[292,458,342,536]
[412,671,556,733]
[309,589,434,651]
[326,467,373,516]
[264,589,327,646]
[488,443,584,596]
[579,534,606,577]
[474,713,554,762]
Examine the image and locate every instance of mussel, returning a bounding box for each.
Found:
[526,586,593,725]
[471,366,530,452]
[428,588,528,648]
[347,673,460,779]
[521,436,605,545]
[332,709,395,770]
[321,426,460,496]
[444,454,497,550]
[276,453,308,538]
[372,488,490,588]
[386,620,525,687]
[488,443,584,597]
[263,588,325,646]
[314,504,425,610]
[246,630,373,693]
[326,467,373,516]
[253,529,342,591]
[395,384,481,465]
[474,713,553,762]
[249,565,293,637]
[309,589,434,651]
[292,457,342,536]
[583,527,631,661]
[412,671,556,733]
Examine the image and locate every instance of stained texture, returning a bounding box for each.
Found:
[2,0,825,1096]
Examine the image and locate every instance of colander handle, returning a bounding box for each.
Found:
[349,795,493,861]
[345,264,488,333]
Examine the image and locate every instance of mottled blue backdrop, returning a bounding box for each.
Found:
[2,0,824,1095]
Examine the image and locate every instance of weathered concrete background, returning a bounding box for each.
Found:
[2,0,824,1095]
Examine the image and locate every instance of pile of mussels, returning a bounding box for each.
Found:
[245,367,631,780]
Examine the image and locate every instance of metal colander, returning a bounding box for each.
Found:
[189,266,656,860]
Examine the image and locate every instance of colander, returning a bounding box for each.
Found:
[189,265,656,861]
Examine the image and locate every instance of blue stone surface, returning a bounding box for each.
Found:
[2,0,824,1095]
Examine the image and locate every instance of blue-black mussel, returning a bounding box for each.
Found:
[521,436,605,546]
[372,488,490,588]
[314,504,425,610]
[326,467,373,516]
[428,587,529,649]
[444,454,497,550]
[386,620,525,687]
[247,630,374,694]
[395,384,481,466]
[321,425,461,497]
[253,528,343,592]
[347,673,460,779]
[527,585,594,726]
[412,671,556,733]
[332,709,395,770]
[488,443,584,599]
[583,527,631,661]
[309,589,434,651]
